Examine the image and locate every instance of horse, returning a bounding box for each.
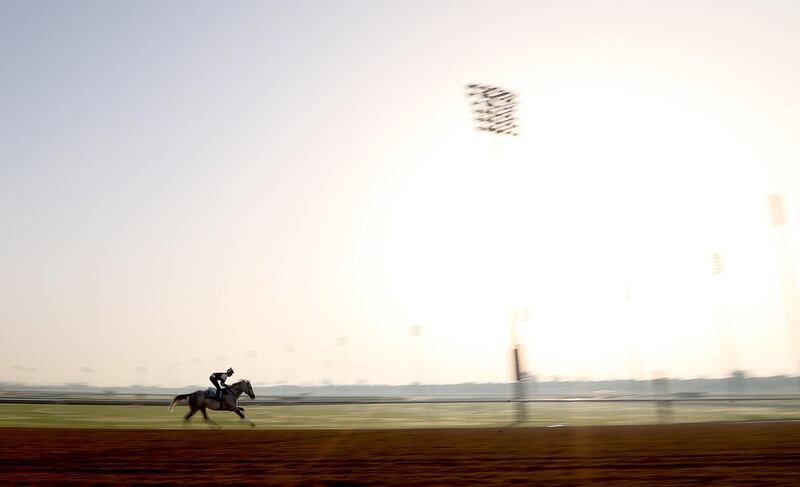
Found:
[170,379,256,427]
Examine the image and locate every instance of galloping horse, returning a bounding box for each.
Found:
[170,379,256,427]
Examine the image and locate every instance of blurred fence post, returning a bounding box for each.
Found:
[652,374,673,423]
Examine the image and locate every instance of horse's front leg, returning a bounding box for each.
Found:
[233,406,255,427]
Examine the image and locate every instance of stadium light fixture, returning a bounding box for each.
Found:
[465,83,519,136]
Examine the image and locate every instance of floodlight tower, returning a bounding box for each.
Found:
[466,83,524,420]
[768,194,800,388]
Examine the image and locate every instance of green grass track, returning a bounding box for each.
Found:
[1,401,799,429]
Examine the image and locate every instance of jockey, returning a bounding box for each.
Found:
[209,368,234,402]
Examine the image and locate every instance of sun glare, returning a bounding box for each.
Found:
[372,65,786,380]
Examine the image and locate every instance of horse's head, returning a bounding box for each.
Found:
[229,379,256,400]
[244,379,255,400]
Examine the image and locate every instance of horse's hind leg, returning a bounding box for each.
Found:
[201,407,219,427]
[184,407,198,422]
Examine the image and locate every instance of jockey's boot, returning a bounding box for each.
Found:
[218,389,226,408]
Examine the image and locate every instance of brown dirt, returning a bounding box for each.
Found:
[2,423,800,486]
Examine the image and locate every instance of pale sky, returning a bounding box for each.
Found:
[3,1,800,387]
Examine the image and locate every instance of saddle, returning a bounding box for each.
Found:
[205,388,229,401]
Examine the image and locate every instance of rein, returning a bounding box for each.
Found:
[225,380,251,398]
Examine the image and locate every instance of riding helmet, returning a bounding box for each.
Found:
[227,367,234,375]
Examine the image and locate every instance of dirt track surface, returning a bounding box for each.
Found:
[2,423,800,485]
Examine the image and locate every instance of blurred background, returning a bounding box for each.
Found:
[2,0,800,427]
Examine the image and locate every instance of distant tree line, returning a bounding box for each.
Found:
[2,371,798,397]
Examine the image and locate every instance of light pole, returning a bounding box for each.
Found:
[511,308,529,423]
[134,365,147,383]
[711,251,740,393]
[409,325,423,388]
[768,193,800,388]
[336,336,349,387]
[284,345,295,385]
[623,284,644,395]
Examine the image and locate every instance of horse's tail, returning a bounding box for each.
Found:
[170,393,191,412]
